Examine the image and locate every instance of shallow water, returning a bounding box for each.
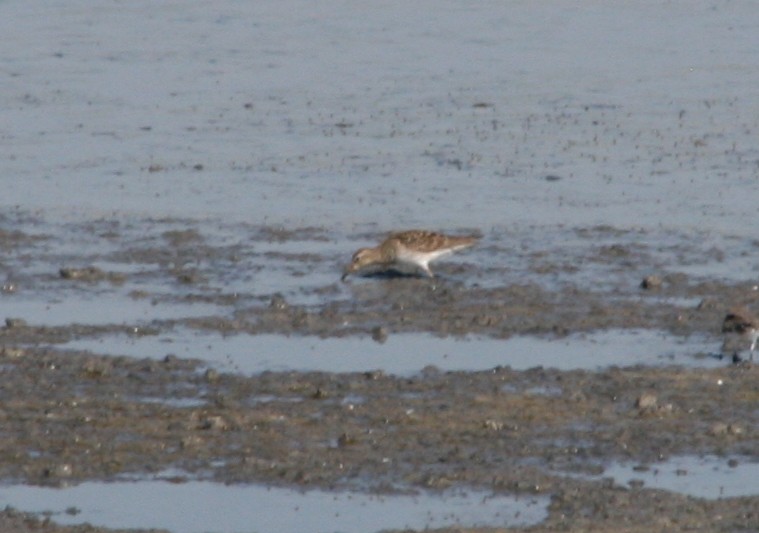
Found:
[1,0,758,237]
[602,455,759,499]
[0,292,222,327]
[61,328,723,375]
[0,480,548,533]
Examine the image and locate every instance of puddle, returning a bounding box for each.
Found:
[0,293,223,327]
[601,455,759,499]
[60,329,722,375]
[0,480,548,533]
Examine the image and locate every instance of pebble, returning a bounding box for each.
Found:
[269,293,288,310]
[0,346,26,358]
[337,433,356,447]
[483,419,504,431]
[4,317,27,328]
[199,416,228,431]
[371,326,388,344]
[59,266,104,281]
[1,283,17,294]
[45,463,73,479]
[710,422,743,436]
[635,392,657,409]
[640,275,663,290]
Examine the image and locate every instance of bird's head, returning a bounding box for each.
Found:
[341,248,377,281]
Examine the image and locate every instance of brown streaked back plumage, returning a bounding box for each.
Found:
[387,230,479,253]
[342,229,480,280]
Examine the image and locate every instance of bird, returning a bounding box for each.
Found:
[721,306,759,362]
[341,230,479,281]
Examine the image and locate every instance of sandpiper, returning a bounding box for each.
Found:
[341,230,479,280]
[721,306,759,362]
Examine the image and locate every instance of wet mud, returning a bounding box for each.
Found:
[1,216,759,532]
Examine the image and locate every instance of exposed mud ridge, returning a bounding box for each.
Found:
[213,279,747,340]
[0,275,755,347]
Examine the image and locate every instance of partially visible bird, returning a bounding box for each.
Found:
[341,230,479,281]
[721,306,759,362]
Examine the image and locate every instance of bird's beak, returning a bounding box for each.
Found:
[341,270,350,282]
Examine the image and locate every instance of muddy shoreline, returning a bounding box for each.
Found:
[0,347,757,532]
[1,217,758,531]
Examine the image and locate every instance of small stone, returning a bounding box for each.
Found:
[199,416,227,431]
[640,275,662,290]
[180,436,203,449]
[82,359,110,377]
[45,463,73,478]
[635,392,658,410]
[57,464,73,477]
[291,310,310,328]
[5,317,27,328]
[337,433,356,447]
[1,283,17,294]
[176,271,201,284]
[483,419,504,431]
[696,298,718,310]
[269,293,288,310]
[204,369,219,383]
[710,422,729,436]
[371,326,388,344]
[0,346,26,358]
[59,266,105,281]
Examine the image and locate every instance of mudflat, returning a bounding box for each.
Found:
[0,218,757,532]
